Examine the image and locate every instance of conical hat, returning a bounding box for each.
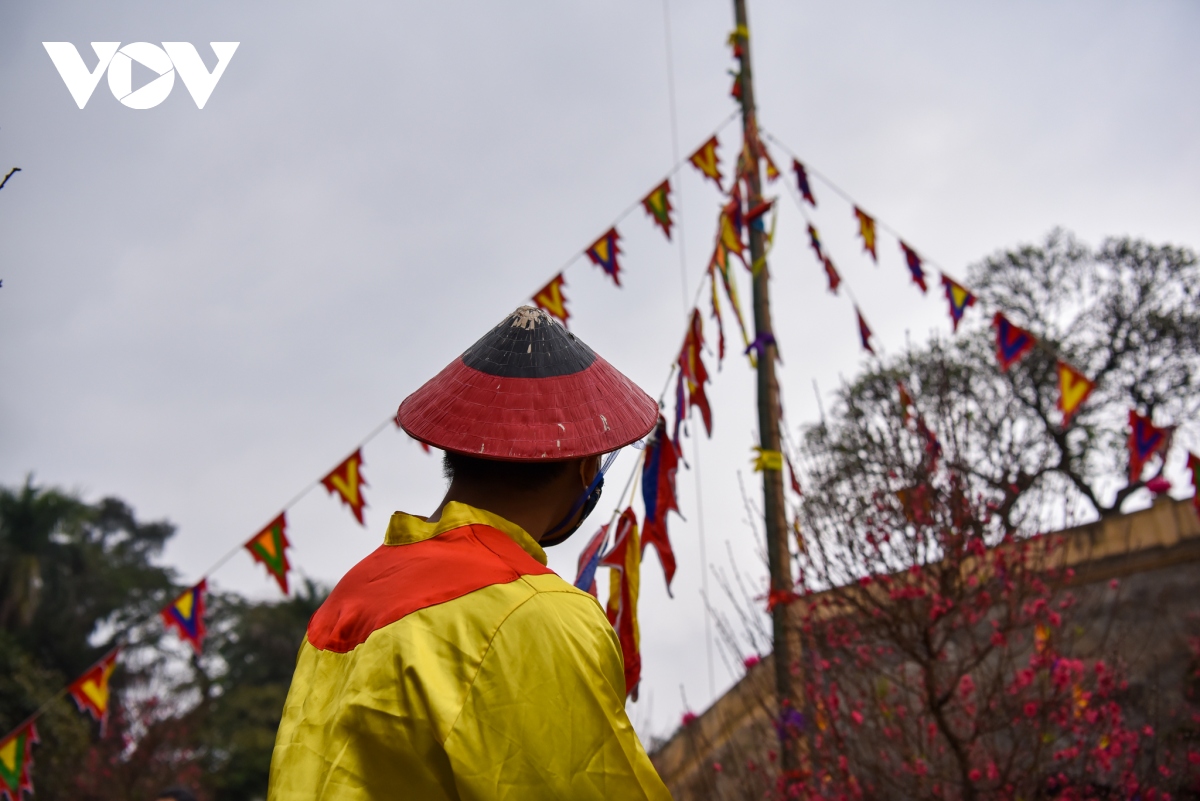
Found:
[396,307,658,461]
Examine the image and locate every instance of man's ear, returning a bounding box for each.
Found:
[579,455,600,487]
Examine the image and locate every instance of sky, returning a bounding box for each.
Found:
[1,1,1198,744]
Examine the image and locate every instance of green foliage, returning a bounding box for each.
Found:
[0,477,328,800]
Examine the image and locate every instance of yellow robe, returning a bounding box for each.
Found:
[268,502,671,800]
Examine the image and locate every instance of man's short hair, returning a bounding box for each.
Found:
[442,451,573,492]
[155,789,197,801]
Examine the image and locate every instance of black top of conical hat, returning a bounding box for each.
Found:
[460,306,597,379]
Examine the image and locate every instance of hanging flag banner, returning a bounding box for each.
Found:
[245,513,292,595]
[0,721,37,801]
[641,417,680,594]
[993,312,1036,372]
[719,205,746,260]
[762,144,781,182]
[751,447,783,472]
[533,273,570,326]
[940,274,976,332]
[729,68,743,101]
[1056,361,1096,427]
[785,452,803,496]
[709,241,752,363]
[68,648,120,735]
[642,179,674,240]
[1187,452,1200,520]
[573,523,609,599]
[601,508,642,700]
[823,257,842,295]
[585,228,623,287]
[745,198,774,228]
[806,224,824,261]
[856,307,876,355]
[677,309,714,439]
[791,159,816,206]
[1127,410,1170,483]
[162,579,208,655]
[899,241,928,293]
[709,268,727,364]
[854,206,877,262]
[322,449,368,526]
[689,136,723,190]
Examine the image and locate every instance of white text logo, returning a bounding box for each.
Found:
[42,42,239,109]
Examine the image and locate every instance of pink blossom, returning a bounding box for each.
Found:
[850,710,864,726]
[743,654,761,670]
[681,711,697,727]
[958,674,976,698]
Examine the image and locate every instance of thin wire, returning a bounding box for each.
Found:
[661,0,689,313]
[661,0,715,702]
[198,415,395,580]
[768,127,1098,372]
[0,414,398,741]
[761,128,960,280]
[524,111,740,307]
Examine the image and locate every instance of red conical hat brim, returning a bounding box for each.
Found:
[397,355,658,461]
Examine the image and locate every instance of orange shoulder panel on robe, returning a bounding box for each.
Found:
[268,502,671,801]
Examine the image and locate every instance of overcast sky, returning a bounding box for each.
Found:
[2,1,1198,742]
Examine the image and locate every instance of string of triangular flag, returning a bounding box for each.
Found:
[530,115,739,326]
[761,129,1186,485]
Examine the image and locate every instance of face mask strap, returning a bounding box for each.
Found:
[541,450,621,546]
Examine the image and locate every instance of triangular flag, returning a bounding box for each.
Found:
[709,241,752,362]
[785,452,803,496]
[641,418,680,594]
[993,312,1036,371]
[791,159,816,206]
[162,580,207,654]
[899,241,928,293]
[940,274,976,332]
[854,206,877,262]
[677,310,714,438]
[719,203,746,259]
[322,448,368,526]
[0,722,37,801]
[573,523,609,599]
[533,273,570,326]
[1056,361,1095,427]
[856,307,875,355]
[763,145,781,182]
[69,648,120,735]
[688,136,722,190]
[1127,410,1170,483]
[709,267,727,365]
[642,179,674,240]
[806,224,824,261]
[1186,452,1200,521]
[600,508,642,700]
[729,68,743,101]
[823,257,842,295]
[585,228,623,286]
[245,513,292,595]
